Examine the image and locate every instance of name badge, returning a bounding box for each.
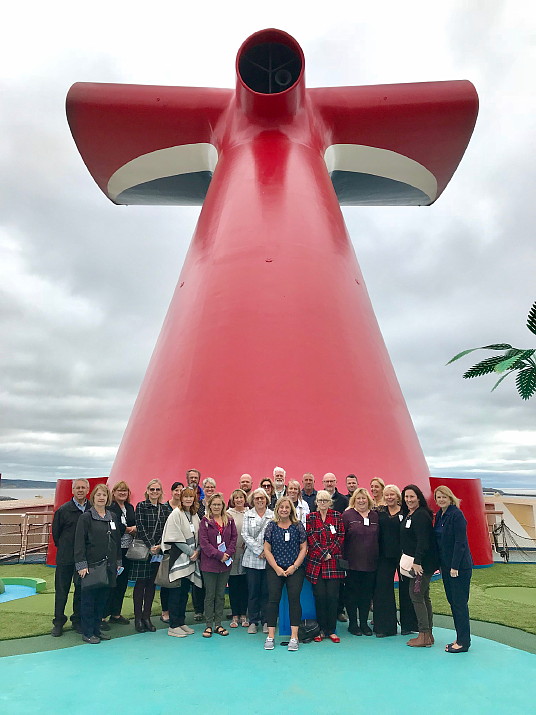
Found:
[363,517,369,527]
[284,531,290,542]
[405,519,412,529]
[216,534,222,544]
[190,523,195,533]
[110,521,116,530]
[399,514,403,522]
[329,524,336,534]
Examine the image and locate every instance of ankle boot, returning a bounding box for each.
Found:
[407,632,431,648]
[143,617,156,632]
[429,630,434,645]
[135,619,147,633]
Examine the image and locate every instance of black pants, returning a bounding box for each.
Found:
[81,586,110,638]
[398,571,419,632]
[373,557,418,634]
[337,579,346,615]
[345,569,376,627]
[105,549,130,618]
[228,574,248,617]
[133,563,159,619]
[160,587,170,612]
[53,563,82,627]
[191,574,205,615]
[265,565,305,628]
[245,567,268,625]
[168,579,191,628]
[442,567,472,648]
[312,577,340,636]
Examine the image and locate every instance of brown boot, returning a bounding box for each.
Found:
[407,632,431,648]
[429,630,434,645]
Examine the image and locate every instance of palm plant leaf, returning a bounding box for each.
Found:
[446,344,513,365]
[491,373,512,392]
[463,355,509,378]
[516,368,536,400]
[527,301,536,337]
[494,349,535,373]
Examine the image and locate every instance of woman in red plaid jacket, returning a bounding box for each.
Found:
[305,490,346,643]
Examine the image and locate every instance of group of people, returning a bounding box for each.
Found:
[51,469,473,654]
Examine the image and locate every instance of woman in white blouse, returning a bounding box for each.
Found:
[241,488,274,634]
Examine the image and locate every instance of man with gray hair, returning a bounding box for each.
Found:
[50,478,91,636]
[273,466,287,501]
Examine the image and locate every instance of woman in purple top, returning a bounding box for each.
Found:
[199,493,237,637]
[342,488,379,636]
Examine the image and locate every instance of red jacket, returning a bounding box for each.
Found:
[305,509,345,583]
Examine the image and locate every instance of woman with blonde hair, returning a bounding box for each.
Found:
[74,484,122,643]
[227,489,249,627]
[263,497,307,651]
[130,478,172,632]
[161,487,202,638]
[434,485,473,653]
[342,488,379,636]
[104,481,136,626]
[286,479,310,526]
[372,484,417,637]
[199,492,237,637]
[242,488,273,634]
[370,478,386,509]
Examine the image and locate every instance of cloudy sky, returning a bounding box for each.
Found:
[1,1,534,488]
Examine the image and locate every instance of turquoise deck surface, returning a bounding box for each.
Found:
[1,625,534,714]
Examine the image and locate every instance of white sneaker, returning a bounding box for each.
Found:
[288,638,299,651]
[168,627,187,638]
[247,623,258,634]
[180,625,195,635]
[264,637,275,650]
[262,622,268,633]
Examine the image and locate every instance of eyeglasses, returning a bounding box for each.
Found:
[148,488,161,492]
[317,499,330,503]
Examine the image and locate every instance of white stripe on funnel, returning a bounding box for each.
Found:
[107,143,219,201]
[323,144,437,202]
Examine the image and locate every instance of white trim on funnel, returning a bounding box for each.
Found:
[107,143,219,201]
[323,144,437,202]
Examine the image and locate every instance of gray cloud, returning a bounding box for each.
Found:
[1,4,535,490]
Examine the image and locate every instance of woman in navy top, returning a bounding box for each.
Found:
[263,497,307,652]
[434,485,473,653]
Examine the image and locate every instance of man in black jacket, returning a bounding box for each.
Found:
[50,479,90,636]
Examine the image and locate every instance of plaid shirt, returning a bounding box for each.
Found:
[241,507,274,569]
[305,509,345,583]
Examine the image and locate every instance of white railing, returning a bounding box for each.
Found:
[0,511,53,563]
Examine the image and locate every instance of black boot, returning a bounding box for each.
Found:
[143,617,156,632]
[135,619,147,633]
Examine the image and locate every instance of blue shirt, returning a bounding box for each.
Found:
[264,520,306,569]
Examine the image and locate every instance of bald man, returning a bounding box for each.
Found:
[322,473,348,513]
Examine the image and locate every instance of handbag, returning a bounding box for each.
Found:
[126,538,150,560]
[399,553,415,578]
[154,554,184,589]
[81,558,110,590]
[298,619,321,643]
[126,504,162,560]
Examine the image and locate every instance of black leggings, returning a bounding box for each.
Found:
[228,574,248,617]
[133,564,158,619]
[265,565,305,628]
[312,577,340,635]
[345,569,376,627]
